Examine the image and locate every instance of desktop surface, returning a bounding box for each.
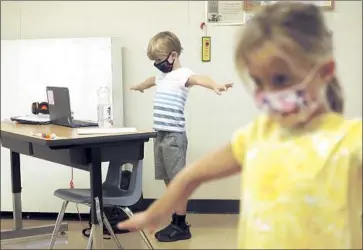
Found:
[0,121,157,147]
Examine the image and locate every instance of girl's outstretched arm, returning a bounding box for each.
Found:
[117,143,241,232]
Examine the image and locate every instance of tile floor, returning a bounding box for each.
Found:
[1,214,238,249]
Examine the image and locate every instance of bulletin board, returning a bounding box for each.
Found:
[205,1,247,26]
[243,1,335,11]
[205,0,335,26]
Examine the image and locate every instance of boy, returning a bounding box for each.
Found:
[130,31,232,242]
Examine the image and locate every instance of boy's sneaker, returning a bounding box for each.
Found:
[155,223,191,242]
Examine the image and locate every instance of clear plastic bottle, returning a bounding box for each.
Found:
[97,86,113,128]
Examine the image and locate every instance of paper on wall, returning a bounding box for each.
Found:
[218,1,244,24]
[206,1,244,25]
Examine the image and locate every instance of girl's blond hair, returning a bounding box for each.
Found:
[235,2,343,113]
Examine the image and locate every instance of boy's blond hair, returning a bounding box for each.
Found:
[147,31,183,61]
[235,2,343,113]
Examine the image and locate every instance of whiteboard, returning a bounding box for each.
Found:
[0,37,124,212]
[1,37,115,121]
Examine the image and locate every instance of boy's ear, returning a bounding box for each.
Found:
[171,51,178,59]
[319,59,335,83]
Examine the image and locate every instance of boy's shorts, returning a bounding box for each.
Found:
[154,131,188,181]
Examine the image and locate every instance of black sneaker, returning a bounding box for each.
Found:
[155,223,191,242]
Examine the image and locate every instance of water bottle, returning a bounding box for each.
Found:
[97,86,113,128]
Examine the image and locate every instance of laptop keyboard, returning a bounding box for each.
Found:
[72,119,98,127]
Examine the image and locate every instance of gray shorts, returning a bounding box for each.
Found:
[154,131,188,181]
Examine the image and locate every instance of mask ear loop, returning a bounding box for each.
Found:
[294,66,329,122]
[168,51,176,63]
[318,83,331,112]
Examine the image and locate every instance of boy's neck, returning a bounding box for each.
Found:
[172,60,182,71]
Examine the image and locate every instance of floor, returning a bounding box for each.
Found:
[0,214,238,249]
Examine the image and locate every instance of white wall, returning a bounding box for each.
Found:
[1,1,362,212]
[0,37,121,213]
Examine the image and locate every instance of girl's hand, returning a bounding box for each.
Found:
[117,211,161,234]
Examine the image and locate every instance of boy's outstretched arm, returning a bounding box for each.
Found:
[130,76,156,93]
[117,144,241,232]
[187,75,233,95]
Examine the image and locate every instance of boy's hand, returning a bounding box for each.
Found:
[130,77,156,93]
[130,85,144,93]
[213,83,233,95]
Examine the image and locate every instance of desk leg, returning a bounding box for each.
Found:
[1,151,68,241]
[11,151,23,230]
[90,147,103,249]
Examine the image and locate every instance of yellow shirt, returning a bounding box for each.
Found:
[231,112,362,249]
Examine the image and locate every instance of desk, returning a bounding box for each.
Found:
[0,122,156,248]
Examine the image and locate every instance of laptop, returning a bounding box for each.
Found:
[46,86,98,128]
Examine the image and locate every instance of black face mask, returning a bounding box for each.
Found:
[154,53,174,73]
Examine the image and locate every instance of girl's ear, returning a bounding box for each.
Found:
[319,59,335,83]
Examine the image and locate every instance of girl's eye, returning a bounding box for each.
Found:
[272,74,288,87]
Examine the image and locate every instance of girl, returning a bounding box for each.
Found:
[118,2,362,249]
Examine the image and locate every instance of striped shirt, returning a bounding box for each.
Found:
[153,67,193,132]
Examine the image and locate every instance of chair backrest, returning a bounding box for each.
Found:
[102,160,143,206]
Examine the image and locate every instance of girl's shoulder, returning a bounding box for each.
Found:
[325,113,361,137]
[231,114,276,146]
[320,113,361,164]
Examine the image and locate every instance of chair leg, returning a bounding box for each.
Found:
[49,201,69,249]
[86,226,94,250]
[103,213,124,249]
[120,207,154,250]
